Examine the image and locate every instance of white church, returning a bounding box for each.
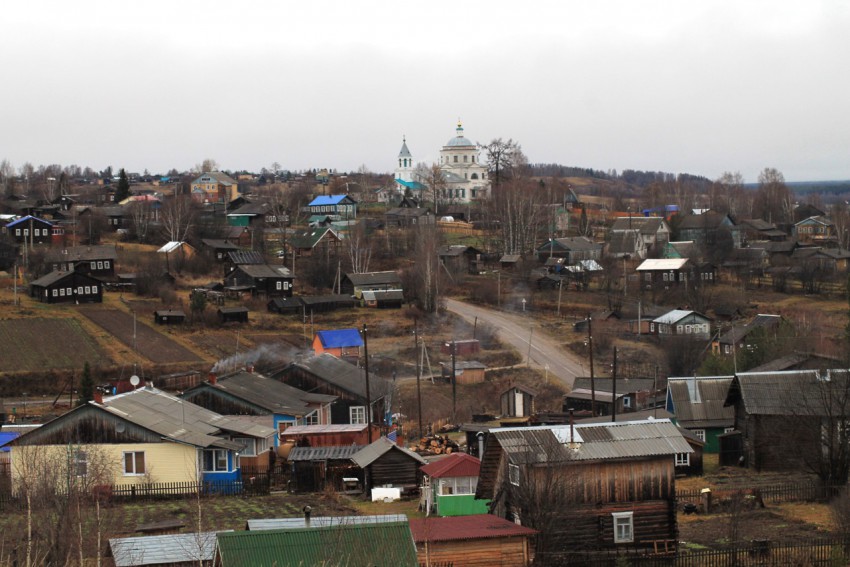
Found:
[394,121,490,204]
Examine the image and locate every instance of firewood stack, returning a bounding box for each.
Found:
[409,434,460,456]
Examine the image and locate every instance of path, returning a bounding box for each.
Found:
[445,298,584,388]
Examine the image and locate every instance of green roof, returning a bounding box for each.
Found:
[216,522,417,566]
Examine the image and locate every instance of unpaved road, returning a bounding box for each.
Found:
[445,298,583,388]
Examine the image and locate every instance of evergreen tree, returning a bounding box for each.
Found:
[115,168,131,202]
[78,362,94,406]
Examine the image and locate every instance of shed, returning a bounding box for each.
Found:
[420,453,490,517]
[351,436,426,495]
[312,328,364,357]
[109,532,220,566]
[500,384,537,418]
[217,306,249,323]
[410,515,537,567]
[153,310,186,325]
[361,289,404,308]
[267,296,303,314]
[440,361,487,385]
[441,339,480,356]
[287,445,364,492]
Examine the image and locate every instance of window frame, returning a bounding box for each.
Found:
[202,448,229,472]
[232,437,256,457]
[675,452,690,467]
[123,451,146,476]
[693,429,706,441]
[612,511,634,543]
[349,406,366,425]
[508,463,520,486]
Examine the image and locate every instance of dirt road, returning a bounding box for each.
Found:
[445,298,583,388]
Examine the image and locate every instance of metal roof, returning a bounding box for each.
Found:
[636,258,689,271]
[234,263,291,279]
[216,521,417,567]
[344,271,401,286]
[246,514,405,530]
[283,423,368,435]
[351,436,426,468]
[726,370,849,416]
[653,309,707,325]
[667,377,735,428]
[409,515,536,543]
[287,445,364,462]
[284,354,390,400]
[110,532,222,566]
[308,195,355,206]
[315,328,364,349]
[610,216,667,235]
[227,250,264,265]
[420,452,480,479]
[566,389,624,403]
[46,245,118,263]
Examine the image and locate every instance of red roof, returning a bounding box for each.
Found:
[410,515,537,543]
[420,452,481,478]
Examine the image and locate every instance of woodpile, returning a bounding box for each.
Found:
[409,434,460,456]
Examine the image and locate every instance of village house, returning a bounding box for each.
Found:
[610,216,671,254]
[312,328,363,358]
[190,171,240,204]
[384,205,434,228]
[180,369,336,450]
[305,194,358,218]
[340,270,402,297]
[29,270,104,304]
[712,313,785,356]
[286,226,342,258]
[420,452,490,516]
[6,387,276,490]
[737,218,788,244]
[676,211,742,248]
[224,263,293,298]
[793,215,836,245]
[651,309,712,339]
[563,389,627,417]
[352,436,426,496]
[226,200,271,228]
[572,377,658,413]
[438,244,483,275]
[666,376,735,453]
[535,236,603,264]
[636,258,713,288]
[200,239,244,262]
[409,514,537,567]
[3,215,55,245]
[476,420,691,557]
[273,353,391,426]
[361,288,404,308]
[45,244,118,278]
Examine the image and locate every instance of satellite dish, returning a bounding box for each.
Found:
[130,375,140,388]
[115,422,126,433]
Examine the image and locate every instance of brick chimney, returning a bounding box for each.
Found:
[93,390,103,404]
[208,372,217,385]
[246,363,255,373]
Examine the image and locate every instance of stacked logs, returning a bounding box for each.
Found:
[409,434,461,456]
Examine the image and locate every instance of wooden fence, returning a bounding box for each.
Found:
[676,480,842,505]
[544,536,849,566]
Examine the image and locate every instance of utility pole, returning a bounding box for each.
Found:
[414,319,423,438]
[362,324,373,443]
[451,340,457,424]
[587,314,596,416]
[497,271,501,308]
[612,347,618,423]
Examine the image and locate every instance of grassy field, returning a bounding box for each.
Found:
[0,317,111,372]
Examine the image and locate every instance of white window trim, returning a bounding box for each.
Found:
[694,429,706,441]
[350,406,366,425]
[233,437,256,457]
[123,451,146,476]
[202,448,229,472]
[675,453,690,467]
[612,511,634,543]
[508,463,520,486]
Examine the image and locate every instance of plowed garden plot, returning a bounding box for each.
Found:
[81,309,202,363]
[188,332,243,360]
[0,318,111,372]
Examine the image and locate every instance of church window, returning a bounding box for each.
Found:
[471,173,478,180]
[454,156,458,163]
[461,189,466,198]
[464,173,468,179]
[472,156,476,163]
[463,155,468,163]
[399,159,402,167]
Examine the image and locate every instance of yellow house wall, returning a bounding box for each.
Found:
[11,443,199,490]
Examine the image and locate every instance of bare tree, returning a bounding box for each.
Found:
[194,158,219,174]
[713,171,746,217]
[753,167,793,225]
[0,159,15,197]
[406,223,441,312]
[128,200,154,243]
[413,162,447,215]
[486,177,544,255]
[478,138,526,189]
[346,222,372,274]
[161,195,196,242]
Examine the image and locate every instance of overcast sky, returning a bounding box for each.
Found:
[2,1,849,182]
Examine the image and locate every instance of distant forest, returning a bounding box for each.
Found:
[530,163,712,190]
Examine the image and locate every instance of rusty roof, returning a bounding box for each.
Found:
[420,452,481,479]
[409,515,536,543]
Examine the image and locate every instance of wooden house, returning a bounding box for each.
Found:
[712,313,784,356]
[29,270,103,304]
[267,296,304,314]
[572,377,658,412]
[200,238,244,262]
[352,436,426,495]
[676,427,705,476]
[535,236,603,264]
[5,387,275,490]
[312,328,363,358]
[46,244,118,278]
[438,245,483,275]
[279,423,380,449]
[476,420,691,557]
[224,264,293,298]
[666,377,734,453]
[341,270,402,297]
[651,310,711,339]
[286,226,342,258]
[385,206,434,228]
[273,354,391,426]
[793,215,836,244]
[722,370,850,472]
[361,289,404,308]
[500,384,537,418]
[217,306,249,323]
[4,215,54,245]
[563,389,626,417]
[677,211,741,248]
[420,453,490,517]
[441,361,487,385]
[98,206,128,231]
[224,249,264,279]
[610,216,671,253]
[499,254,521,270]
[153,310,186,325]
[636,258,694,288]
[306,194,358,218]
[410,515,537,567]
[180,370,336,449]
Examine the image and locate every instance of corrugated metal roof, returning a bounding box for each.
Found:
[283,354,390,400]
[351,436,426,468]
[308,195,354,206]
[216,522,417,566]
[315,328,364,349]
[246,514,406,530]
[188,371,334,416]
[287,445,364,462]
[345,271,401,286]
[636,258,689,271]
[566,388,624,402]
[420,452,480,479]
[283,423,367,435]
[667,377,735,428]
[110,531,222,566]
[653,309,707,325]
[409,515,536,543]
[727,370,848,416]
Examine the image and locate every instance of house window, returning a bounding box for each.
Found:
[74,450,88,477]
[650,323,655,332]
[662,273,669,282]
[455,477,474,494]
[645,273,651,282]
[350,406,366,425]
[508,463,520,486]
[623,396,632,408]
[303,411,320,425]
[202,449,229,472]
[612,512,634,543]
[694,429,706,441]
[724,427,735,434]
[276,281,282,290]
[60,288,66,296]
[85,286,91,294]
[677,325,683,334]
[78,286,84,295]
[15,229,20,236]
[123,451,146,475]
[675,453,690,467]
[233,437,256,457]
[724,345,731,354]
[52,289,58,297]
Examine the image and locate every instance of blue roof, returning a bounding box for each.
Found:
[308,195,353,207]
[395,179,427,191]
[6,215,52,227]
[0,431,19,452]
[316,328,364,349]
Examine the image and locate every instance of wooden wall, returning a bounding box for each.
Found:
[416,537,531,567]
[368,449,421,490]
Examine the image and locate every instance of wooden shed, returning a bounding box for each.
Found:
[352,437,426,495]
[153,309,186,325]
[217,306,249,323]
[410,515,537,567]
[441,361,487,385]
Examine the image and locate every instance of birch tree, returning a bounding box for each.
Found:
[161,195,196,242]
